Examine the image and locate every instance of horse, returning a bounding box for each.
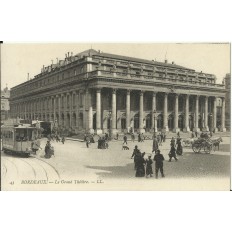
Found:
[209,137,223,151]
[182,138,197,147]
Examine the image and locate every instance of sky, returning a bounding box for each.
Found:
[1,43,230,90]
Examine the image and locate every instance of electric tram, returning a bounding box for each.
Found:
[1,123,39,157]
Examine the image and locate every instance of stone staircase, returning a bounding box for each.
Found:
[67,130,230,142]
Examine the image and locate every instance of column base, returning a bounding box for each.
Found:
[162,126,169,132]
[111,129,118,135]
[183,127,191,132]
[96,129,103,135]
[213,128,218,132]
[202,126,209,132]
[193,127,201,132]
[89,129,95,134]
[173,128,180,133]
[220,127,226,132]
[139,128,145,133]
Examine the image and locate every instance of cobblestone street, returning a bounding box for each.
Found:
[1,135,230,190]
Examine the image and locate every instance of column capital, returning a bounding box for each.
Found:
[140,90,144,96]
[127,89,131,94]
[112,88,117,94]
[96,88,101,93]
[175,93,179,98]
[164,92,168,96]
[153,92,157,97]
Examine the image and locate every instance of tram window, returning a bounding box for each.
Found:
[27,130,33,141]
[15,129,29,141]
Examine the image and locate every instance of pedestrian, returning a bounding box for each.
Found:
[138,133,141,142]
[131,133,135,142]
[168,145,178,162]
[105,133,109,141]
[86,137,90,148]
[131,145,141,170]
[160,132,164,143]
[158,133,162,146]
[195,131,198,137]
[116,133,119,140]
[141,133,144,142]
[61,136,65,144]
[152,136,159,153]
[90,135,95,143]
[191,131,194,138]
[176,138,183,156]
[84,134,87,142]
[123,134,127,145]
[135,152,146,177]
[170,137,175,147]
[163,132,166,142]
[146,155,153,178]
[44,140,54,159]
[154,150,165,178]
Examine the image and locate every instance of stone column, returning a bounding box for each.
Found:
[76,91,79,129]
[63,94,67,127]
[53,96,56,121]
[151,92,157,133]
[163,93,169,132]
[139,91,145,133]
[203,96,209,131]
[58,95,61,126]
[96,89,102,134]
[194,95,200,132]
[220,97,226,132]
[69,93,72,128]
[184,94,190,132]
[126,90,131,133]
[173,94,180,132]
[111,89,117,134]
[88,90,94,134]
[213,97,218,132]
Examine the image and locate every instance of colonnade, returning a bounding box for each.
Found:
[11,88,226,134]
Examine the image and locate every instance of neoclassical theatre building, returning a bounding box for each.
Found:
[10,49,227,134]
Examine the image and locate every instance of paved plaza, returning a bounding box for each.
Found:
[1,135,231,190]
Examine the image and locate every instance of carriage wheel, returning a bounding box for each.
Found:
[204,144,212,154]
[192,144,201,153]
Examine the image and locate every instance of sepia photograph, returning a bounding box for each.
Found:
[1,43,231,191]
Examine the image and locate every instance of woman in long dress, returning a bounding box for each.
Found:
[146,155,153,177]
[135,152,146,177]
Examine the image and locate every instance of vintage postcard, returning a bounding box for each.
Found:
[0,43,231,190]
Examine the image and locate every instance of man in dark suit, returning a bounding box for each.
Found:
[154,150,165,178]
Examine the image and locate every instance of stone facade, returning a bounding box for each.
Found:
[1,86,10,121]
[9,49,227,134]
[224,73,230,131]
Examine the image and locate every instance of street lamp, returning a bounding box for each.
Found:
[153,110,157,137]
[107,111,112,140]
[209,113,213,134]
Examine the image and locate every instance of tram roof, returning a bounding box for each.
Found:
[1,124,36,129]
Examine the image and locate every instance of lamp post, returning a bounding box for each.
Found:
[209,113,213,135]
[153,110,157,137]
[107,111,112,140]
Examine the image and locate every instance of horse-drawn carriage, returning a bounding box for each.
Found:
[192,137,223,154]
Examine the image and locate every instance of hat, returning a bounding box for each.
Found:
[156,149,160,153]
[148,155,152,157]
